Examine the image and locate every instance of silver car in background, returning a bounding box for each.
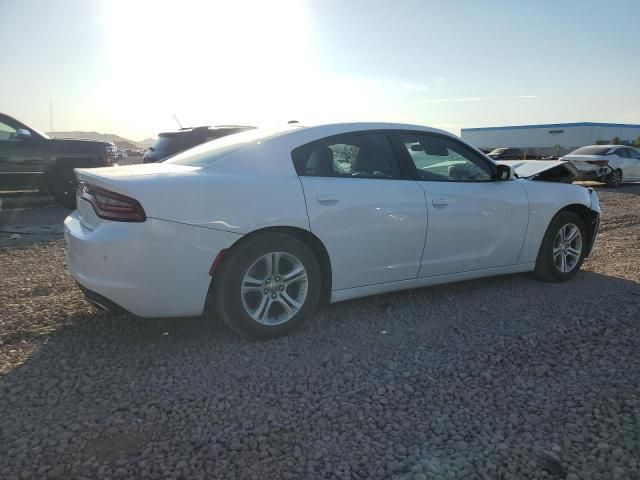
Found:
[562,145,640,187]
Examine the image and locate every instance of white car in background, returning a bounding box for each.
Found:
[562,145,640,187]
[65,123,600,338]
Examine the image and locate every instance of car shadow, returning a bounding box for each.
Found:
[1,270,639,475]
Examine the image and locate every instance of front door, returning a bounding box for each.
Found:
[293,131,428,290]
[394,131,529,277]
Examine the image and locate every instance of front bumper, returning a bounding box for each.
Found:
[586,212,600,257]
[585,188,601,257]
[64,211,242,317]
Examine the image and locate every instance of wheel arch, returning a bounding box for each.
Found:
[554,203,598,257]
[213,226,333,305]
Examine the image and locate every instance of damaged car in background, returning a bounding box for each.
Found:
[65,123,601,338]
[561,145,640,187]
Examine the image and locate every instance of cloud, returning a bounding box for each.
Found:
[401,82,431,91]
[436,77,447,84]
[421,95,540,103]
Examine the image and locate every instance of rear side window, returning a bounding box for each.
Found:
[292,133,401,179]
[616,148,630,158]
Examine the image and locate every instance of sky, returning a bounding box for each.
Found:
[1,0,639,141]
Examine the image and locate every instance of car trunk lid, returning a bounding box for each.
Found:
[74,163,202,226]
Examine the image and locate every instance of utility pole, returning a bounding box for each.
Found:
[49,99,53,134]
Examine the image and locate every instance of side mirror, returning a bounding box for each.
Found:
[495,164,514,181]
[15,129,32,140]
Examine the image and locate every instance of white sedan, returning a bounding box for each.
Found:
[65,123,601,338]
[562,145,640,187]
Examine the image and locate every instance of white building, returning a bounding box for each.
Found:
[461,122,640,156]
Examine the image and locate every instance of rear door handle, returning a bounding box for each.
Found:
[316,194,339,205]
[432,198,448,207]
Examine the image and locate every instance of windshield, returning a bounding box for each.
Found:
[569,146,611,155]
[165,127,293,166]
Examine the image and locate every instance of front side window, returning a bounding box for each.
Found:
[0,120,17,141]
[399,133,493,181]
[293,133,401,179]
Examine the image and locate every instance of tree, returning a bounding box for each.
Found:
[611,136,621,144]
[633,136,640,148]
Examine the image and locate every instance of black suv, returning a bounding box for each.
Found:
[143,125,255,163]
[0,112,116,208]
[487,147,540,160]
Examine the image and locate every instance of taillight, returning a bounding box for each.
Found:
[586,160,609,166]
[79,183,146,222]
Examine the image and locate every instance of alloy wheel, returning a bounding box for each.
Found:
[608,169,622,187]
[552,223,583,273]
[240,252,309,325]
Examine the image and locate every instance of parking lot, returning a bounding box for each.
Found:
[0,184,639,479]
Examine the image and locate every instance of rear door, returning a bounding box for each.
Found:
[393,131,529,277]
[293,131,427,290]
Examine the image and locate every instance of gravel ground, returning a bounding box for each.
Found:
[0,185,639,480]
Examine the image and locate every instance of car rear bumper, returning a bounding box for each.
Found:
[571,163,611,181]
[64,210,242,317]
[574,170,610,181]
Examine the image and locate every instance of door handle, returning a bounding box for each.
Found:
[432,198,448,207]
[316,194,339,205]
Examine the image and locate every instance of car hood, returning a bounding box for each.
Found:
[497,160,579,182]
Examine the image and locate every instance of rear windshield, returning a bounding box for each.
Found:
[151,135,182,152]
[164,127,290,167]
[489,148,507,154]
[570,146,611,155]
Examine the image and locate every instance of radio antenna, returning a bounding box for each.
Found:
[172,114,183,129]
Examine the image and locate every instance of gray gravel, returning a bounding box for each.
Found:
[1,184,639,479]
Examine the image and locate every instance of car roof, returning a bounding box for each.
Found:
[159,125,256,136]
[580,144,628,149]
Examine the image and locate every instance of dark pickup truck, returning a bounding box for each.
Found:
[0,112,117,208]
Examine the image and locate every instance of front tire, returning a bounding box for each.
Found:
[605,169,622,187]
[52,169,77,209]
[208,233,322,339]
[534,211,586,282]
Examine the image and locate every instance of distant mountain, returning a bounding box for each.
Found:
[48,131,155,150]
[137,138,156,149]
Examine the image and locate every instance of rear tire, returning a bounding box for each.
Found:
[534,211,587,282]
[605,169,622,187]
[207,233,322,339]
[52,169,77,209]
